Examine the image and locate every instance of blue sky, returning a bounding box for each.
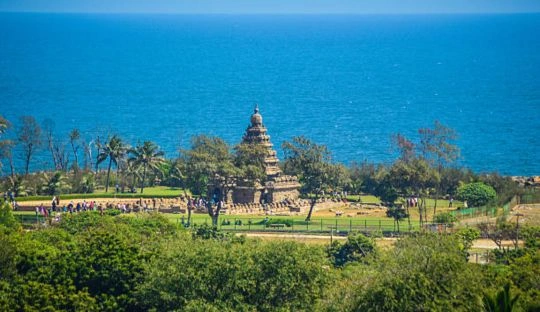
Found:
[1,0,539,14]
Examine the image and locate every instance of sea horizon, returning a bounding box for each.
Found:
[1,13,539,175]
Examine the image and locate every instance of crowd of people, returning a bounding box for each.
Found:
[34,196,105,218]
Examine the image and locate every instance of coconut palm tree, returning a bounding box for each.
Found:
[125,158,142,193]
[129,141,165,193]
[40,171,71,195]
[96,135,127,192]
[482,283,520,312]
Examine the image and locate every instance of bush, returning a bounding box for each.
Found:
[327,233,377,267]
[457,182,497,207]
[0,201,20,231]
[351,234,485,311]
[260,218,293,227]
[433,212,458,224]
[133,240,330,311]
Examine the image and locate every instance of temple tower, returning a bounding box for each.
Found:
[242,105,281,177]
[229,105,300,204]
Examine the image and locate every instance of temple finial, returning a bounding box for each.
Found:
[254,103,259,114]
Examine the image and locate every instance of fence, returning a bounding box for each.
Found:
[520,190,540,205]
[178,216,437,236]
[450,206,501,220]
[450,195,519,220]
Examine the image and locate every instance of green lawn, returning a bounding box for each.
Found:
[167,213,420,233]
[346,194,381,204]
[13,210,419,233]
[15,186,190,202]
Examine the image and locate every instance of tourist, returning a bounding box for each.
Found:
[449,197,453,208]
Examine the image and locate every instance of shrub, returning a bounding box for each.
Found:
[0,201,20,231]
[327,233,377,267]
[433,212,458,224]
[352,234,485,311]
[133,239,330,311]
[457,182,497,207]
[259,218,293,227]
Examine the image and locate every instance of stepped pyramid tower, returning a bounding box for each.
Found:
[241,105,282,177]
[216,105,301,204]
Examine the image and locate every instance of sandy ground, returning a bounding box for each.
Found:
[240,232,515,250]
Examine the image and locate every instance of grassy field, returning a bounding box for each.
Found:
[167,213,420,233]
[13,210,420,233]
[15,186,189,202]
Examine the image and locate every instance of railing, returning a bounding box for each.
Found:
[449,195,522,220]
[179,216,432,236]
[520,190,540,204]
[450,206,500,219]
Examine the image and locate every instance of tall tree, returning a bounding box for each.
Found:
[182,135,238,225]
[234,142,267,184]
[0,140,15,179]
[83,140,94,171]
[392,133,415,163]
[42,118,59,170]
[388,158,439,226]
[69,128,81,170]
[129,141,165,194]
[96,135,126,192]
[182,135,232,197]
[17,116,42,176]
[418,121,460,216]
[282,136,336,222]
[0,116,13,177]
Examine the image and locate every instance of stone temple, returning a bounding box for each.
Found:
[214,105,301,204]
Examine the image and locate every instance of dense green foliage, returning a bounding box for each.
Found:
[327,233,377,267]
[433,212,458,224]
[1,210,539,311]
[457,182,497,207]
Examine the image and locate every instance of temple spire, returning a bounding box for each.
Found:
[243,105,281,177]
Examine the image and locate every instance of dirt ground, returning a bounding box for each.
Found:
[509,204,540,226]
[312,204,388,218]
[240,232,516,250]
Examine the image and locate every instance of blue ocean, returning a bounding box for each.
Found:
[0,13,539,175]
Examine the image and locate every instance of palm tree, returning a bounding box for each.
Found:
[125,158,142,193]
[40,171,71,195]
[129,141,165,193]
[96,135,127,192]
[483,283,520,312]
